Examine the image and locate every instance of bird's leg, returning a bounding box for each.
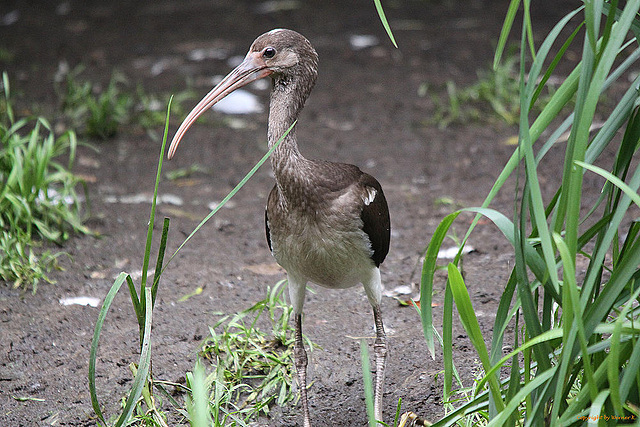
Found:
[363,268,387,423]
[294,312,312,427]
[372,304,387,423]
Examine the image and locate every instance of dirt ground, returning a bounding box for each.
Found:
[0,1,580,426]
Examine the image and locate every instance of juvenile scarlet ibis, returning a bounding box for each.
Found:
[168,29,391,426]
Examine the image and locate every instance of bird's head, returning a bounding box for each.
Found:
[249,29,318,81]
[168,29,317,159]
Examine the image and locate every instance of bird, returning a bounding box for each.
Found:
[168,29,391,426]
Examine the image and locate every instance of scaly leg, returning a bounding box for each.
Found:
[373,304,387,423]
[294,313,312,427]
[363,268,387,424]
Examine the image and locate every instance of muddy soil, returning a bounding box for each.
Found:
[1,1,580,426]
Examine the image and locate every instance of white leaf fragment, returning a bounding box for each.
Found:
[59,296,100,307]
[437,245,475,260]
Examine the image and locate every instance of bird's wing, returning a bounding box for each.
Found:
[264,162,390,267]
[358,173,390,267]
[311,162,391,267]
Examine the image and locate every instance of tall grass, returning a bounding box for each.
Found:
[421,1,640,424]
[89,98,172,427]
[0,72,90,291]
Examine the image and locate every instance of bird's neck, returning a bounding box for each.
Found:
[267,74,315,204]
[268,76,311,170]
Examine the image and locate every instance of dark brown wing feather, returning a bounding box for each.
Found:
[359,173,390,267]
[265,184,277,253]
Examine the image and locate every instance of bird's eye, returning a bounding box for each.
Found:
[263,47,276,59]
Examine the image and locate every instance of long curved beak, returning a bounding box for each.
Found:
[167,52,272,159]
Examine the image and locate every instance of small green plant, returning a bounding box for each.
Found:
[59,66,133,139]
[422,52,559,129]
[185,360,216,427]
[0,232,60,292]
[199,279,310,421]
[57,66,195,140]
[183,280,314,427]
[0,72,89,291]
[89,99,173,427]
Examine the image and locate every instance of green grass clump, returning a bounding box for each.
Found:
[199,280,306,422]
[423,52,559,129]
[57,66,195,140]
[58,66,133,139]
[0,72,89,291]
[420,1,640,425]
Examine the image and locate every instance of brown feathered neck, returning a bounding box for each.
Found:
[255,30,319,191]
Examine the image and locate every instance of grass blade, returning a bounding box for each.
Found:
[88,272,129,424]
[2,72,14,123]
[360,340,376,426]
[494,0,521,68]
[442,279,454,401]
[373,0,398,48]
[576,161,640,208]
[447,263,505,412]
[141,96,173,290]
[587,390,610,426]
[419,211,460,358]
[553,233,598,403]
[151,217,170,305]
[126,274,144,333]
[114,287,154,427]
